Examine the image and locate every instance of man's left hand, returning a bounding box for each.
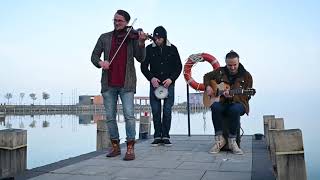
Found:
[138,31,148,46]
[163,78,172,88]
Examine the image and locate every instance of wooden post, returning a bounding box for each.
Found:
[96,120,111,151]
[268,118,284,170]
[0,114,5,125]
[263,115,275,146]
[273,129,307,180]
[0,129,27,178]
[139,112,151,139]
[268,117,284,142]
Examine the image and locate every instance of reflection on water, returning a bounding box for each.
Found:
[203,111,207,134]
[0,114,95,169]
[0,109,318,179]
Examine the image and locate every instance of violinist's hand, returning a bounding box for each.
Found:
[163,78,172,88]
[223,90,233,98]
[99,61,110,70]
[151,77,160,88]
[138,31,148,45]
[206,86,214,96]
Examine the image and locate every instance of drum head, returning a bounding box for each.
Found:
[154,86,168,99]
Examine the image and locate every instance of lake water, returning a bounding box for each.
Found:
[0,107,318,179]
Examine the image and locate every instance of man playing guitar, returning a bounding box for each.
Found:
[203,50,254,155]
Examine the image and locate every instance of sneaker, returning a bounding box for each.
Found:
[209,135,226,154]
[151,139,162,147]
[228,138,243,155]
[163,139,172,146]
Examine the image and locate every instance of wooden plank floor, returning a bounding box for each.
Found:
[16,135,275,180]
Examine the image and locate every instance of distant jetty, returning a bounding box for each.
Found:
[0,104,207,115]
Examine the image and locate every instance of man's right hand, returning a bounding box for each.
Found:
[151,77,160,88]
[99,61,110,70]
[206,86,214,96]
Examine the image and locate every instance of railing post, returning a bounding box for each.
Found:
[96,120,111,151]
[263,115,275,147]
[139,112,151,139]
[273,129,307,180]
[0,129,27,178]
[268,118,284,169]
[0,114,5,125]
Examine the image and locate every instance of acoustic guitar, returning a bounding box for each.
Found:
[203,80,256,107]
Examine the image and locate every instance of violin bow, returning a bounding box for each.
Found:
[109,18,137,65]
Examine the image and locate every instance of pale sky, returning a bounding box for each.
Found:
[1,0,319,105]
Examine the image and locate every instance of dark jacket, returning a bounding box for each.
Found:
[141,40,182,83]
[203,63,253,114]
[91,31,146,93]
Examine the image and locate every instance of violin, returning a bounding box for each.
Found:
[110,18,153,65]
[124,26,156,42]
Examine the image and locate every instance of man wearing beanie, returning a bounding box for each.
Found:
[91,10,148,161]
[141,26,182,146]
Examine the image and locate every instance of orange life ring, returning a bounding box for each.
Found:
[184,53,220,91]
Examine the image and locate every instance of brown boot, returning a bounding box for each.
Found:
[106,139,121,157]
[123,140,135,161]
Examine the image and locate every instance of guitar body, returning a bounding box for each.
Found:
[203,80,255,108]
[203,80,230,107]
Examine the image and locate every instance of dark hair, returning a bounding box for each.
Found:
[225,50,239,60]
[116,10,130,22]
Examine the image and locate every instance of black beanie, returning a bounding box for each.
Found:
[153,26,167,39]
[116,10,130,22]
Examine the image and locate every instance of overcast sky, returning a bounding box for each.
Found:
[1,0,319,105]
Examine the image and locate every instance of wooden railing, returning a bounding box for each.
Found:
[263,115,307,180]
[0,129,27,178]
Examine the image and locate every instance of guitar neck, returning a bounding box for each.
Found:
[217,88,243,96]
[230,89,243,95]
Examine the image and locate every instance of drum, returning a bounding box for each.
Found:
[154,85,168,99]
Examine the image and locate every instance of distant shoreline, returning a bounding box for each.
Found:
[0,104,208,115]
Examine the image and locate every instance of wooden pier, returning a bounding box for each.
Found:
[13,135,274,180]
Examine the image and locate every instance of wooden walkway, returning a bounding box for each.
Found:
[16,135,274,180]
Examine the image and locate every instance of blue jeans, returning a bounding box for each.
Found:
[150,84,174,139]
[210,102,245,138]
[102,87,135,141]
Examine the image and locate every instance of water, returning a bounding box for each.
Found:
[0,109,318,179]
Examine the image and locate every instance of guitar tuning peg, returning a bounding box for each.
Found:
[240,80,245,86]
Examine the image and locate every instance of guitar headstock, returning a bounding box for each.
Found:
[244,88,256,96]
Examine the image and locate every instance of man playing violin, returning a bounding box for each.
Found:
[203,50,253,155]
[141,26,182,146]
[91,9,148,161]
